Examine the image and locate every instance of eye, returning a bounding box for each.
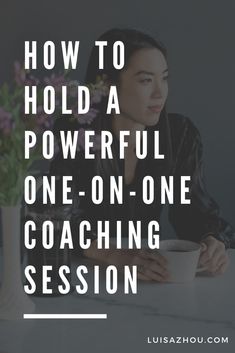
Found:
[139,77,153,84]
[162,75,169,81]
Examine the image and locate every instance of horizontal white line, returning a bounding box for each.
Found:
[129,191,136,196]
[23,314,107,320]
[78,191,85,196]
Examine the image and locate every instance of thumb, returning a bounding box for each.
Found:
[200,242,207,252]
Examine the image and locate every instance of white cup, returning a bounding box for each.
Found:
[159,239,204,283]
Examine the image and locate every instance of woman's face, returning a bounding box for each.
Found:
[117,48,168,126]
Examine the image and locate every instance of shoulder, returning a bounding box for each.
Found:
[168,113,200,136]
[167,112,202,148]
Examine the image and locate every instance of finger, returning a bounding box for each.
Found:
[144,267,169,282]
[199,242,208,266]
[137,263,156,281]
[148,261,170,278]
[201,240,226,269]
[200,242,207,252]
[206,252,229,274]
[199,251,210,266]
[137,272,152,281]
[140,249,168,267]
[215,260,229,275]
[214,253,229,271]
[137,260,169,282]
[206,237,225,258]
[202,247,224,270]
[199,240,218,265]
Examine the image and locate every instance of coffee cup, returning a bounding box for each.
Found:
[159,239,205,283]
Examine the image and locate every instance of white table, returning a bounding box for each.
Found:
[0,250,234,353]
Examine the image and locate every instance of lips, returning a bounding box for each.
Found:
[148,105,163,113]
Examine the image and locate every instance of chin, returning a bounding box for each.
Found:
[144,112,161,126]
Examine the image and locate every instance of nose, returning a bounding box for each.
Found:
[151,80,163,99]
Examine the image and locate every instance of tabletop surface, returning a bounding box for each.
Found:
[0,250,234,353]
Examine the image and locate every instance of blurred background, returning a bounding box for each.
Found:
[0,0,234,237]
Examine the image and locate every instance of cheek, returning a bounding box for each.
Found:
[131,87,152,110]
[162,83,169,101]
[119,86,147,112]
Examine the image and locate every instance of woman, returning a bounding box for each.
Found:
[52,28,234,282]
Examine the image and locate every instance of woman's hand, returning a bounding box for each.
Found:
[84,241,170,282]
[199,235,229,275]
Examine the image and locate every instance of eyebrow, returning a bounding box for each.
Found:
[134,69,169,76]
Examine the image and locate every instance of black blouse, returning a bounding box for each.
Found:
[50,113,235,249]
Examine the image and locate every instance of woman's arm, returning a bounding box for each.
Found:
[168,118,234,274]
[169,118,235,248]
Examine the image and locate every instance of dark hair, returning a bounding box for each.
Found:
[85,28,168,130]
[85,28,167,85]
[85,28,170,179]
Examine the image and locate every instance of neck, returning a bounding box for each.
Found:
[112,113,145,150]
